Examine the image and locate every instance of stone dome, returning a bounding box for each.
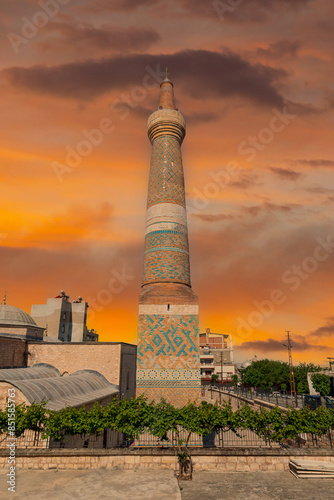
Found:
[0,304,37,327]
[240,355,258,370]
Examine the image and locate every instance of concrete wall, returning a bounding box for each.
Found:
[31,299,64,340]
[71,302,87,342]
[31,297,88,342]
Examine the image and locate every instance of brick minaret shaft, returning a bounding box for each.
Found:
[136,76,201,407]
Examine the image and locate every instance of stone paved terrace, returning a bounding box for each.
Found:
[0,469,181,500]
[180,471,334,500]
[1,469,334,499]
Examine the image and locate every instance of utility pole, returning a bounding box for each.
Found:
[221,350,223,386]
[327,357,334,372]
[283,331,297,407]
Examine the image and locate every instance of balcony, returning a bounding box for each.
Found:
[200,364,214,370]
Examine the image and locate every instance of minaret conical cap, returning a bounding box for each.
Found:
[158,71,176,110]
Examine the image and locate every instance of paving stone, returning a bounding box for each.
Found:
[0,469,182,500]
[179,471,334,500]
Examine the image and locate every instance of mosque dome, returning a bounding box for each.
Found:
[0,304,37,327]
[240,355,258,370]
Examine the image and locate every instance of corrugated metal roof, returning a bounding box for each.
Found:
[3,368,119,411]
[0,363,60,381]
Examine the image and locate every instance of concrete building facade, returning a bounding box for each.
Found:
[199,329,236,383]
[31,290,95,342]
[136,76,201,407]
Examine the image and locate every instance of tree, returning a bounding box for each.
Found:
[311,373,331,397]
[294,363,323,394]
[240,359,325,393]
[232,374,238,387]
[240,359,290,390]
[211,373,219,384]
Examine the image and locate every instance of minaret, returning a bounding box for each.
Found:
[136,73,201,407]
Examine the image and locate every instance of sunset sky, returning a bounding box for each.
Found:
[1,0,334,365]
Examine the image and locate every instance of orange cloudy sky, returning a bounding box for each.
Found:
[1,0,334,364]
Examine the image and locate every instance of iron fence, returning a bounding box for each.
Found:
[213,386,305,409]
[133,427,277,448]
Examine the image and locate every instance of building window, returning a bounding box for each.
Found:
[62,312,66,320]
[61,325,65,333]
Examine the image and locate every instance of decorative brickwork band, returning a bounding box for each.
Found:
[148,109,186,144]
[136,387,201,407]
[146,136,186,208]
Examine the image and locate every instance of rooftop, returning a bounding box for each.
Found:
[0,304,37,327]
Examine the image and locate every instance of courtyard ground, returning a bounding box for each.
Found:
[180,471,334,500]
[0,469,333,499]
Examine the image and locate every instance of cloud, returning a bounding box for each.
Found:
[36,23,161,53]
[80,0,314,23]
[236,336,329,353]
[1,50,286,107]
[305,185,334,194]
[186,112,220,125]
[242,202,297,217]
[230,173,261,190]
[210,0,314,23]
[192,213,234,222]
[309,318,334,338]
[296,159,334,168]
[78,0,159,13]
[270,167,303,181]
[257,40,301,59]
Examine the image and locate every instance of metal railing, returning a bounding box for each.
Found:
[217,386,305,408]
[133,427,276,448]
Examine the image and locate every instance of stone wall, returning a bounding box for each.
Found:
[0,337,27,368]
[0,382,29,411]
[0,449,333,471]
[26,342,136,390]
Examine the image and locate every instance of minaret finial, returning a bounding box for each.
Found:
[2,291,6,305]
[166,67,168,79]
